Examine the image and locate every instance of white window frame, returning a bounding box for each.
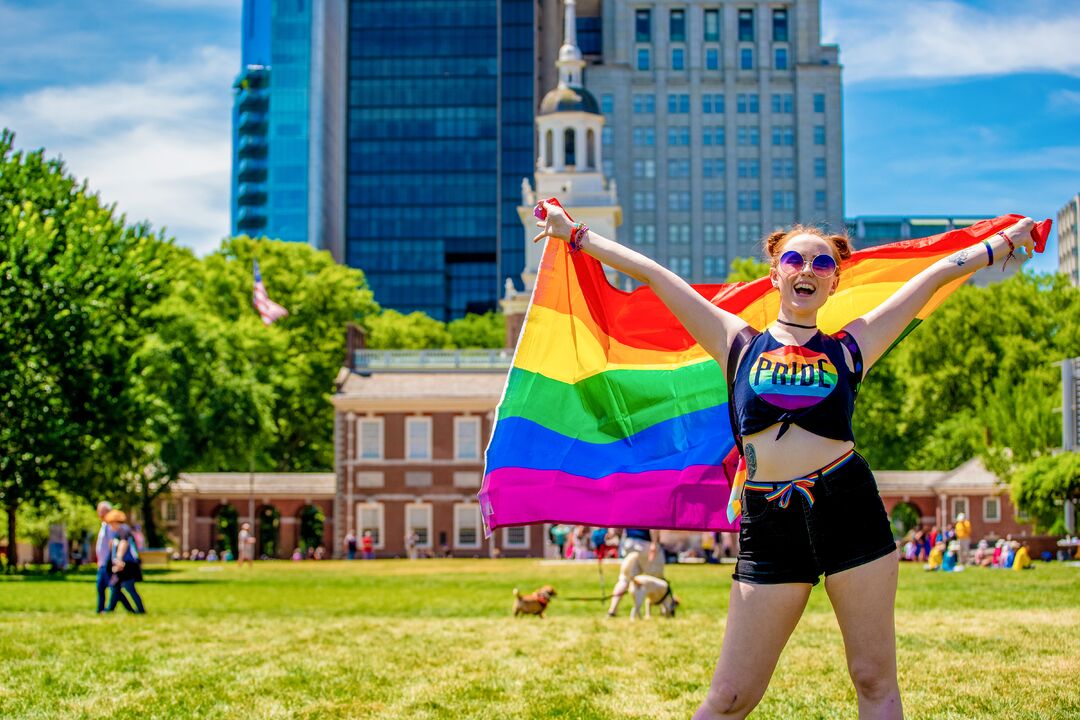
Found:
[356,503,385,549]
[453,503,482,549]
[405,416,432,461]
[356,417,384,460]
[354,471,384,488]
[404,503,433,549]
[454,416,481,461]
[453,471,481,488]
[503,526,529,550]
[983,496,1001,523]
[405,471,433,487]
[951,497,969,522]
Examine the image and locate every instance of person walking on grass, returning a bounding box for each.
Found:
[94,501,115,614]
[607,528,664,617]
[104,510,145,614]
[533,200,1038,719]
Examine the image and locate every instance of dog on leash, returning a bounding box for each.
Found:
[512,585,557,618]
[629,574,679,620]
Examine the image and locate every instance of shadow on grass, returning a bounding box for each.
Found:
[0,566,190,582]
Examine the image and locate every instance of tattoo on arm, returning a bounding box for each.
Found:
[949,248,972,267]
[745,443,757,481]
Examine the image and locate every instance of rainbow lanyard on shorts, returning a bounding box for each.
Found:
[742,449,856,510]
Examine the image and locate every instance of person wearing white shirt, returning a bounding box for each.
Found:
[94,501,114,614]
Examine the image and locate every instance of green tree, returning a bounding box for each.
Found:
[448,311,505,348]
[197,236,380,473]
[1011,453,1080,533]
[365,309,453,349]
[0,485,100,557]
[0,131,173,565]
[854,272,1080,471]
[115,278,277,545]
[725,256,770,283]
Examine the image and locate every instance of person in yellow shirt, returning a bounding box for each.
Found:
[1012,542,1032,571]
[955,513,972,564]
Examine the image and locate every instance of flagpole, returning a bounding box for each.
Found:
[247,440,256,561]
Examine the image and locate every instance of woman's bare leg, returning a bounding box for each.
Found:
[693,581,812,719]
[824,552,903,719]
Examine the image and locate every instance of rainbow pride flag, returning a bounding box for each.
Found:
[479,212,1049,535]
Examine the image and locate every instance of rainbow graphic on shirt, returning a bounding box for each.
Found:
[748,346,838,410]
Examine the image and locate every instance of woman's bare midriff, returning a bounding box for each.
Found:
[742,423,855,483]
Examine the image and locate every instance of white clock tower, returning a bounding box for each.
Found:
[502,0,622,341]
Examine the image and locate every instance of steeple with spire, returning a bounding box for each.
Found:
[502,0,622,347]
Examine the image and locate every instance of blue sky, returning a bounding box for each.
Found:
[1,0,1076,273]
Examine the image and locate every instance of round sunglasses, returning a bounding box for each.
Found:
[777,250,837,278]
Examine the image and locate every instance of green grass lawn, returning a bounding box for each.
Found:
[1,559,1078,719]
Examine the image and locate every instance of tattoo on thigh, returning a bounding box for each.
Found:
[745,443,757,480]
[949,248,972,267]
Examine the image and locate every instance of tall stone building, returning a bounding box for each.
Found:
[1058,194,1079,286]
[566,0,843,284]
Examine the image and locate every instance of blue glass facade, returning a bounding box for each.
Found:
[264,0,312,243]
[231,0,316,245]
[345,0,534,321]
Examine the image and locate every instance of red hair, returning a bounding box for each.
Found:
[762,224,854,272]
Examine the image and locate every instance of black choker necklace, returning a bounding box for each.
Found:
[776,319,817,330]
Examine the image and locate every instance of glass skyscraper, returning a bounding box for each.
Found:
[345,0,534,320]
[231,0,345,259]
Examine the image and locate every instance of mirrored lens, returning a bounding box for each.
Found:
[811,254,837,278]
[778,250,804,275]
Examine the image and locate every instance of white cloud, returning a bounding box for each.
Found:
[823,0,1080,83]
[0,45,236,254]
[1048,89,1080,113]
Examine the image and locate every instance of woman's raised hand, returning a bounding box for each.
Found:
[1002,217,1036,257]
[533,201,574,244]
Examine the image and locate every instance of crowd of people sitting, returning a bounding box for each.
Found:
[175,544,329,562]
[899,514,1035,572]
[546,525,738,563]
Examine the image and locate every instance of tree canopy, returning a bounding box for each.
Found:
[1011,453,1080,533]
[364,309,505,350]
[854,272,1080,477]
[0,131,173,562]
[725,256,770,283]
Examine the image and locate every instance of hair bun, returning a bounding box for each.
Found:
[761,224,856,266]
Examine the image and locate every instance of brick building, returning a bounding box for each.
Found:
[877,458,1034,540]
[166,473,335,558]
[329,352,547,559]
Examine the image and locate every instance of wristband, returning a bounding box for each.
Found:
[569,222,589,254]
[996,230,1015,254]
[981,239,993,268]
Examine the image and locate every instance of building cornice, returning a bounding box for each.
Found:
[331,396,500,413]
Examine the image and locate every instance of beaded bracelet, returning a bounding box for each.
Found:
[568,221,589,254]
[981,239,994,268]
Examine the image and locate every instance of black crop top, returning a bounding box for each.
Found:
[729,328,863,443]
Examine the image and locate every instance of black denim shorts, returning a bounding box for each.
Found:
[732,452,897,586]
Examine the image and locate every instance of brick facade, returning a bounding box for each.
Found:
[331,371,546,559]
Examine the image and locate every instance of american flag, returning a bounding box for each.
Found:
[252,259,288,325]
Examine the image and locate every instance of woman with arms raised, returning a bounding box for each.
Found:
[533,202,1036,719]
